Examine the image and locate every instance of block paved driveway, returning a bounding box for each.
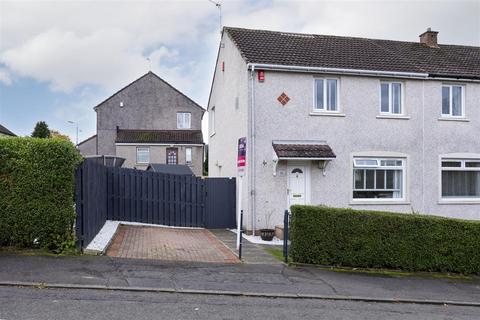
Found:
[106,225,239,264]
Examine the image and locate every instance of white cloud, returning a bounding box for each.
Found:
[0,0,478,105]
[0,67,11,85]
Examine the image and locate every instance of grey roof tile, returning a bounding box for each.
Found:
[225,27,480,79]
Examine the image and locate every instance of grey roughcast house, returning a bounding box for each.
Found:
[0,124,16,137]
[208,27,480,234]
[78,71,205,175]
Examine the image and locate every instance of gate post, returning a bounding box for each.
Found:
[238,209,244,260]
[283,209,289,263]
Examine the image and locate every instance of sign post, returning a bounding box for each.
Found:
[236,137,246,250]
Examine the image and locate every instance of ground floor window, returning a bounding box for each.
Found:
[185,147,192,165]
[353,158,405,199]
[136,147,150,164]
[441,159,480,200]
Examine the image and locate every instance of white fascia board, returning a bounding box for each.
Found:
[248,63,429,79]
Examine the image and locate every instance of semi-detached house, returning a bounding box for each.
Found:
[208,27,480,234]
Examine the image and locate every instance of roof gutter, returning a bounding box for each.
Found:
[247,63,429,79]
[428,74,480,83]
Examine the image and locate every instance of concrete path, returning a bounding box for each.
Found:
[106,226,238,263]
[210,229,282,264]
[0,255,479,306]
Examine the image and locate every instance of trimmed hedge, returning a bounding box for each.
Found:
[0,137,82,250]
[290,205,480,274]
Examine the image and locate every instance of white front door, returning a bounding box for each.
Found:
[287,164,307,207]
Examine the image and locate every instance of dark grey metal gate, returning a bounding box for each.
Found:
[75,160,236,250]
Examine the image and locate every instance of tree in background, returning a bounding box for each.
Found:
[50,130,71,142]
[31,121,51,138]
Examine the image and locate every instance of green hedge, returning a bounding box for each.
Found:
[0,137,82,250]
[290,205,480,274]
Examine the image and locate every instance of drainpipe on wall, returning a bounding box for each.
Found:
[421,81,425,213]
[249,65,256,235]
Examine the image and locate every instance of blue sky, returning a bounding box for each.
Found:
[0,0,479,142]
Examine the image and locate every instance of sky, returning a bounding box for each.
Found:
[0,0,479,143]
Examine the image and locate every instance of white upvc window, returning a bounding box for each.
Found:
[441,84,465,117]
[185,147,192,165]
[380,82,403,115]
[353,158,405,200]
[314,78,339,112]
[136,147,150,164]
[441,158,480,201]
[210,106,215,135]
[177,112,191,129]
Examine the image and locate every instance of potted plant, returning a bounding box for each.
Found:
[260,210,275,241]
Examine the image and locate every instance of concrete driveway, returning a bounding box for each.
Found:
[106,225,239,263]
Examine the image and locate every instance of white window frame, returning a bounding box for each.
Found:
[313,77,340,113]
[136,147,150,164]
[350,152,409,204]
[177,112,191,129]
[439,154,480,204]
[185,147,192,165]
[441,84,465,118]
[209,106,215,136]
[379,81,404,116]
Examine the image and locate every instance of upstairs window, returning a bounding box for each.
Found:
[314,78,338,112]
[442,85,464,117]
[441,158,480,200]
[380,82,403,115]
[177,112,191,129]
[353,158,405,200]
[136,147,150,164]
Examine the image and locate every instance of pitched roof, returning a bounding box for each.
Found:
[0,124,16,136]
[147,164,195,176]
[273,143,336,159]
[116,129,204,144]
[224,27,480,79]
[77,134,97,146]
[94,71,205,111]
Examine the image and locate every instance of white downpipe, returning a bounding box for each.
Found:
[250,66,256,235]
[421,81,426,213]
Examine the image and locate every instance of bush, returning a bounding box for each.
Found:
[0,137,82,251]
[290,205,480,274]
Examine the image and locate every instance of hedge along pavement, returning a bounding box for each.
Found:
[290,205,480,275]
[0,137,82,251]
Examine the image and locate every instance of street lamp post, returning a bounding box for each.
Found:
[67,121,79,146]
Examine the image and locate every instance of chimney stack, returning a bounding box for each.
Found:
[419,28,439,48]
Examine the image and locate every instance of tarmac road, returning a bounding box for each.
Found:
[0,286,478,320]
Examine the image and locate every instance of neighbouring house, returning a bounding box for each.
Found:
[78,72,205,175]
[208,27,480,234]
[0,124,16,137]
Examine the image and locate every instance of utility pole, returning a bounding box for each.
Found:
[67,120,79,146]
[208,0,222,33]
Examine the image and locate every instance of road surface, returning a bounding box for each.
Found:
[0,286,477,320]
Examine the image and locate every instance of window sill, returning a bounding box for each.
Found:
[350,200,410,205]
[438,117,470,122]
[438,199,480,205]
[376,115,410,120]
[309,112,346,117]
